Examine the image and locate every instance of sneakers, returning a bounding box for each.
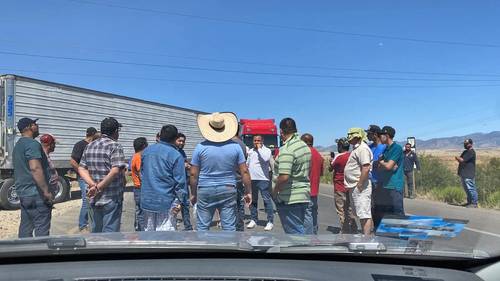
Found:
[246,220,257,229]
[264,222,274,231]
[466,204,478,208]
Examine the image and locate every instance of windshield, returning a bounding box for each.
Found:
[0,0,499,262]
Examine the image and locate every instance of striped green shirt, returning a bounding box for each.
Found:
[273,133,311,204]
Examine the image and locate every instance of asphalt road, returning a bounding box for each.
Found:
[51,183,500,256]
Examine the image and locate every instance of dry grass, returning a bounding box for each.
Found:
[419,149,500,171]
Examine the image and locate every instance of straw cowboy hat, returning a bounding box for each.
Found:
[197,112,238,143]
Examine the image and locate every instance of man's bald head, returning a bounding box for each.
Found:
[301,133,314,147]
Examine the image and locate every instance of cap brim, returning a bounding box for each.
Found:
[197,112,238,143]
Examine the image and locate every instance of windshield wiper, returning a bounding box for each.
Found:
[0,236,86,250]
[242,240,387,254]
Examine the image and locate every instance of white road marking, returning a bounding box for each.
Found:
[463,227,500,238]
[404,212,500,239]
[318,192,500,239]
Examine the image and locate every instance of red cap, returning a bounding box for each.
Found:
[40,134,56,145]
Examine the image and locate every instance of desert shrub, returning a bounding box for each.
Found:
[321,158,333,184]
[484,190,500,209]
[415,155,459,193]
[476,158,500,204]
[429,186,466,205]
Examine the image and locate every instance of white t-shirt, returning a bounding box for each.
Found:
[246,146,272,181]
[344,142,373,189]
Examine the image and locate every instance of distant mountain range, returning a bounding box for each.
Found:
[316,131,500,152]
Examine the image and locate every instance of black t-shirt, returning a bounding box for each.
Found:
[458,148,476,179]
[71,139,89,164]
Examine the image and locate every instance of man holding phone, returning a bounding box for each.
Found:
[79,117,127,233]
[246,135,274,231]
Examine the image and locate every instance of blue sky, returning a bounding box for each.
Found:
[1,0,500,146]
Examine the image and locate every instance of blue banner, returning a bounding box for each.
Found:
[376,215,467,239]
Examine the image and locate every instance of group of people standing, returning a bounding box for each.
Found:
[329,125,407,235]
[72,119,195,233]
[11,112,477,238]
[11,112,327,236]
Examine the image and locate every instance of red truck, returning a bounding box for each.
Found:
[240,119,280,155]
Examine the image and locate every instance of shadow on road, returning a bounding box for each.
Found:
[326,226,341,234]
[448,202,468,207]
[70,190,82,200]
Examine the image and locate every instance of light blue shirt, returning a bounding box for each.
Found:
[369,143,387,183]
[191,140,246,187]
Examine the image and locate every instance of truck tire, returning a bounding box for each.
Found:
[53,176,70,204]
[0,178,20,210]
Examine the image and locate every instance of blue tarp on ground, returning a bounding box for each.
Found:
[376,215,468,239]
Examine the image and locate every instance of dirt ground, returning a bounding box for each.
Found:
[0,198,82,240]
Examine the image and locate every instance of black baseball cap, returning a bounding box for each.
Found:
[365,125,382,134]
[335,137,350,148]
[380,126,396,138]
[101,117,122,135]
[86,127,97,136]
[17,117,38,132]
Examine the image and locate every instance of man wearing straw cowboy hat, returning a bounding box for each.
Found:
[190,112,252,231]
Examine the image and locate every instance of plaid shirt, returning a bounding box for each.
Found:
[80,135,126,205]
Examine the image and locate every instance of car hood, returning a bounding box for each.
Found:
[0,231,489,259]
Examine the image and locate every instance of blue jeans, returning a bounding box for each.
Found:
[196,185,237,231]
[404,171,415,197]
[181,183,193,231]
[373,186,405,230]
[250,180,274,223]
[461,177,478,205]
[133,188,145,231]
[89,199,123,233]
[275,202,308,234]
[304,196,318,234]
[78,177,89,230]
[235,181,246,231]
[18,195,52,238]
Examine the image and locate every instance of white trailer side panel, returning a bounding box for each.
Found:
[3,75,205,169]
